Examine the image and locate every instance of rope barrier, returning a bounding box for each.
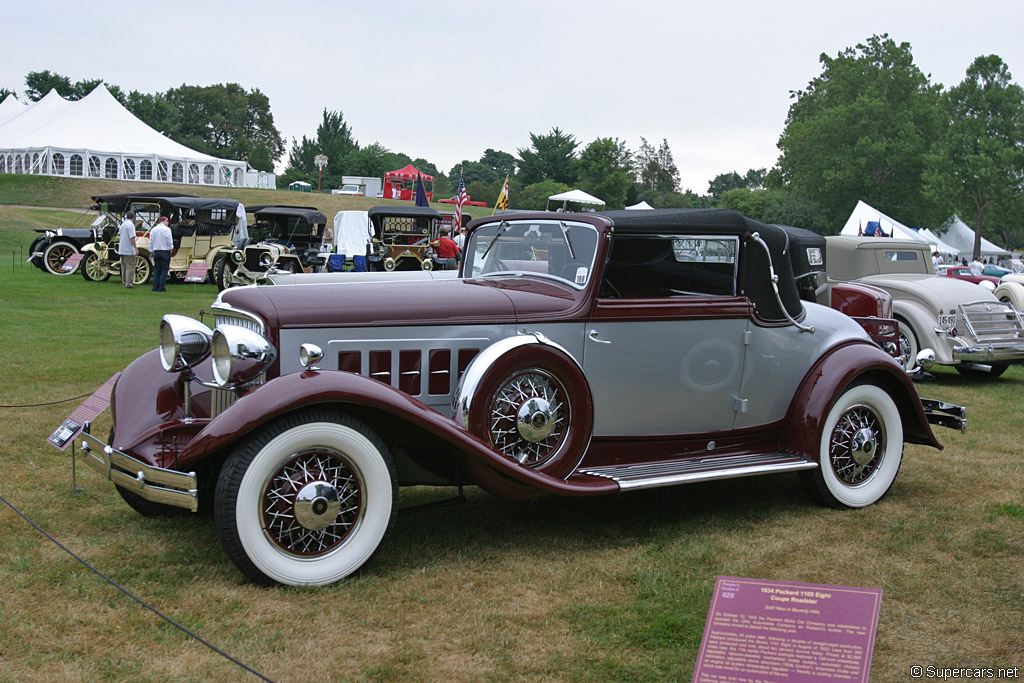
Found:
[0,490,276,683]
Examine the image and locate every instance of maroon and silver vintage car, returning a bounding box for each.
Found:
[75,209,965,586]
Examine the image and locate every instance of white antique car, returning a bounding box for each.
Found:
[825,236,1024,377]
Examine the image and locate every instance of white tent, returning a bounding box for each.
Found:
[545,188,605,211]
[916,227,961,261]
[937,215,1012,260]
[0,94,30,127]
[0,85,262,187]
[625,200,654,210]
[840,200,929,242]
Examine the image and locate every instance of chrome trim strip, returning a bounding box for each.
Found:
[578,454,817,490]
[78,431,198,512]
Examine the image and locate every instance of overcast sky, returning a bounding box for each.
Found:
[4,1,1023,193]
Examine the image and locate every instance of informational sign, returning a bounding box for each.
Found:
[60,253,84,273]
[184,262,210,283]
[693,576,882,683]
[46,372,120,451]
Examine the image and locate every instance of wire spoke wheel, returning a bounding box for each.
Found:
[489,369,567,466]
[43,241,78,275]
[261,448,363,557]
[828,404,884,485]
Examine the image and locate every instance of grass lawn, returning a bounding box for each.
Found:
[1,189,1022,682]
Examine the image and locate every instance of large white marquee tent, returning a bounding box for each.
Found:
[0,86,272,188]
[938,215,1013,260]
[840,200,960,259]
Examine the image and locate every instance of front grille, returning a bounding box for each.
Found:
[211,308,266,416]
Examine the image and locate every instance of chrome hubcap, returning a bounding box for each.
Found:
[293,482,342,530]
[517,398,554,442]
[850,428,877,465]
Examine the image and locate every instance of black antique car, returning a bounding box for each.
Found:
[73,208,965,586]
[28,192,197,276]
[215,205,330,289]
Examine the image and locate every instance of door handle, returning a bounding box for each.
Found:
[588,329,611,344]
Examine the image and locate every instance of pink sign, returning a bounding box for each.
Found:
[47,372,120,451]
[184,263,210,283]
[693,576,882,683]
[60,253,84,273]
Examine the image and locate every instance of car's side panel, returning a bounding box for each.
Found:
[737,304,869,429]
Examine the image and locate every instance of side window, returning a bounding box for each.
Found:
[600,235,738,298]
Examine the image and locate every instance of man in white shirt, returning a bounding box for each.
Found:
[117,211,138,288]
[149,216,173,292]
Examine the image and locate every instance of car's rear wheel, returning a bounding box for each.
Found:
[213,254,233,291]
[800,381,904,509]
[81,252,111,282]
[214,410,398,586]
[895,318,919,372]
[43,241,80,275]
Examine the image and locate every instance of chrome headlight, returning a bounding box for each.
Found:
[259,252,274,267]
[159,315,213,372]
[212,324,277,387]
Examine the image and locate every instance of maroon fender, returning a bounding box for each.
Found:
[178,370,618,497]
[782,340,942,458]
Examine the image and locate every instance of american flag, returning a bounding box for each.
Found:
[454,169,468,231]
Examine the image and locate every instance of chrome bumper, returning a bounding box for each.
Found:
[950,344,1024,363]
[78,426,198,512]
[920,398,967,433]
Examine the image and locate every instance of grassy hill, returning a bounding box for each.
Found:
[0,174,488,220]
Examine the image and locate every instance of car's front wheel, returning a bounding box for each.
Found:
[42,240,80,275]
[800,381,904,509]
[214,410,398,586]
[81,252,111,282]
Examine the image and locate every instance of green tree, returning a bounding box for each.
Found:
[577,137,634,209]
[0,87,17,101]
[24,70,72,100]
[480,148,516,178]
[924,55,1024,259]
[762,193,830,234]
[165,83,285,163]
[634,137,680,193]
[516,179,573,210]
[777,34,943,229]
[708,172,745,199]
[516,127,579,185]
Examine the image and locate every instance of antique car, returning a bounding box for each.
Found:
[368,205,439,271]
[80,194,242,285]
[993,273,1024,311]
[777,224,898,356]
[74,209,965,587]
[935,264,1000,290]
[825,236,1024,377]
[216,205,330,290]
[28,192,197,276]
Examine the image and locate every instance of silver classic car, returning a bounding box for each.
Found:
[825,236,1024,377]
[74,209,964,586]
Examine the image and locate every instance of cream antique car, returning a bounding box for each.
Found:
[825,236,1024,377]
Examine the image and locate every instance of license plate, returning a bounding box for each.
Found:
[938,313,956,331]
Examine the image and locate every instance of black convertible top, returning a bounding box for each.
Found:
[368,206,441,223]
[91,193,239,214]
[249,205,327,224]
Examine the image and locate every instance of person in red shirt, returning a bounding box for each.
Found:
[433,227,461,270]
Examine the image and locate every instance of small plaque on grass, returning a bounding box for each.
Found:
[693,576,881,683]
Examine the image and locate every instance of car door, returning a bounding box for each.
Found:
[584,235,748,437]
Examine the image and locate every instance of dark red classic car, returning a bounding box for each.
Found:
[75,209,965,586]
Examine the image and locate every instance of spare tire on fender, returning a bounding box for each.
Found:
[456,336,593,480]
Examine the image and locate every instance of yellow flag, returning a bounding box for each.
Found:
[492,175,509,215]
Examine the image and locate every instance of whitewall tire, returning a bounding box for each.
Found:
[215,410,398,586]
[801,382,904,509]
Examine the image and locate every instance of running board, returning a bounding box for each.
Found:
[576,453,817,491]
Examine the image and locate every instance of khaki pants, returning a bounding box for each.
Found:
[120,254,137,287]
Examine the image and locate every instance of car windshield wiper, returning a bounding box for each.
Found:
[479,220,511,264]
[558,221,576,260]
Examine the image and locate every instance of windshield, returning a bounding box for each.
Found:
[465,219,600,288]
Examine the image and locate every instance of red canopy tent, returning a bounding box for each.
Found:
[384,164,434,201]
